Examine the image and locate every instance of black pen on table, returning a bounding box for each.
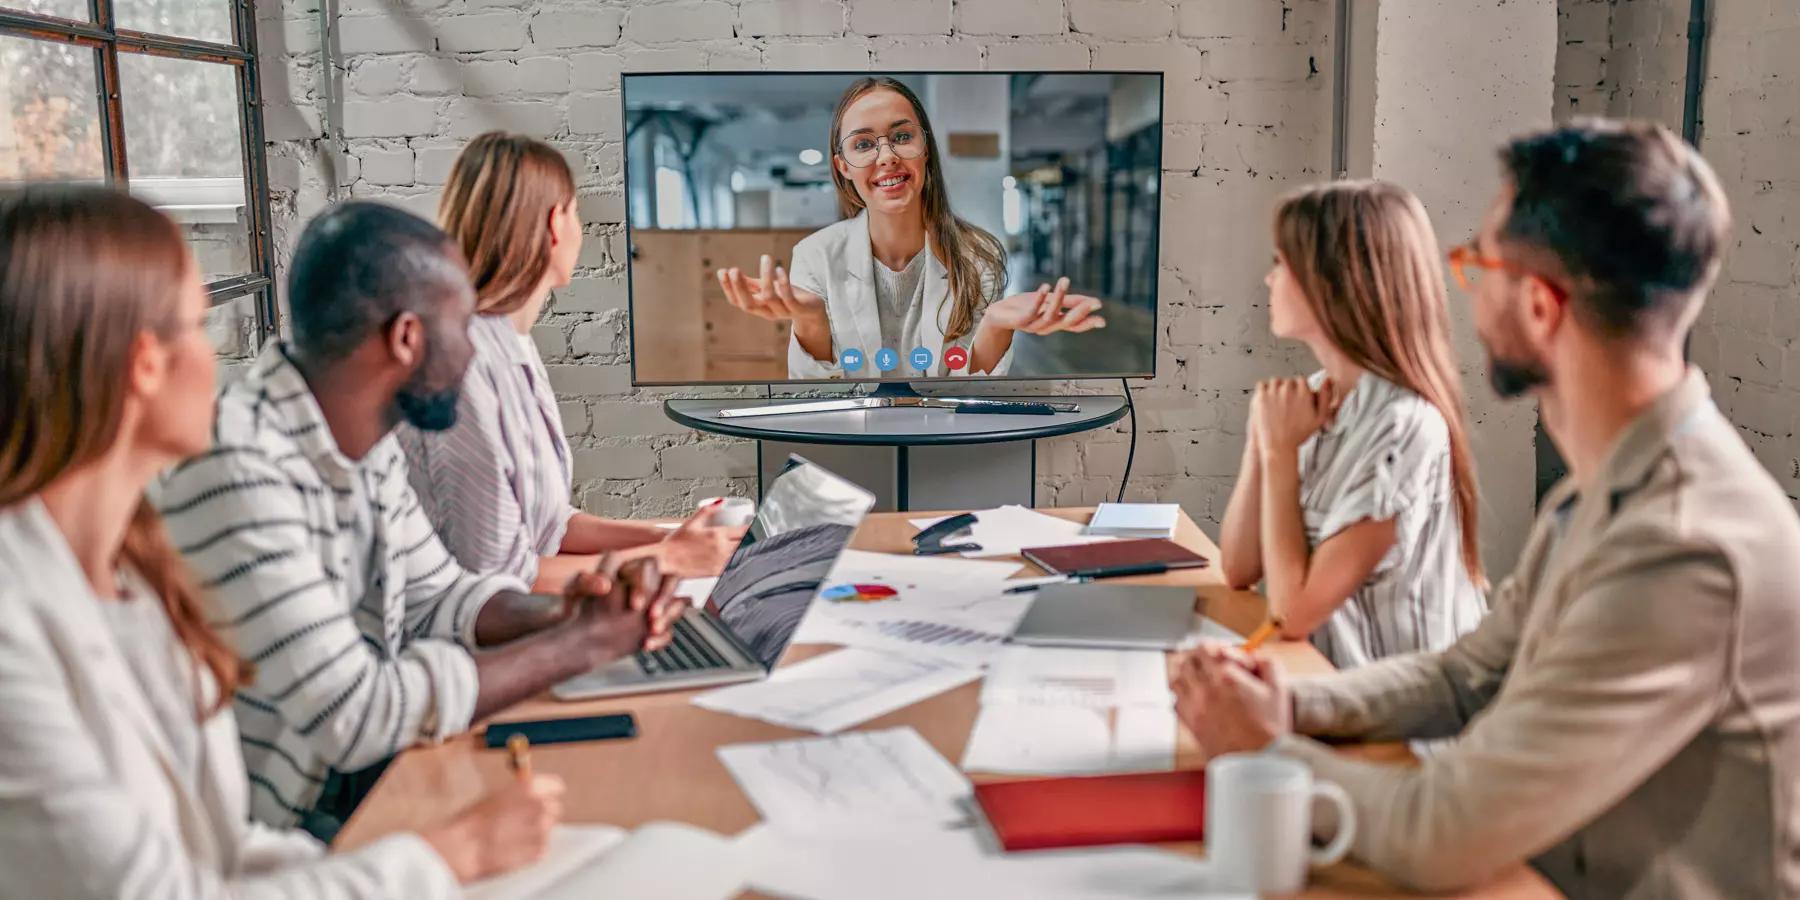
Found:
[1002,562,1174,594]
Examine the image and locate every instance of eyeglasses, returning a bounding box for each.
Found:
[1447,244,1568,303]
[836,128,926,168]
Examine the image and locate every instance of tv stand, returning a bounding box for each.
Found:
[664,391,1128,511]
[715,382,1081,420]
[868,381,923,401]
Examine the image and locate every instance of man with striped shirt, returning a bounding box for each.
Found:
[154,202,686,840]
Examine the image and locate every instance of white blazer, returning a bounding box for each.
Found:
[0,499,459,900]
[784,210,1014,380]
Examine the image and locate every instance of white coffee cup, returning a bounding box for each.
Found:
[698,496,756,528]
[1206,752,1357,894]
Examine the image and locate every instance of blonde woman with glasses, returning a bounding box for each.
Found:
[403,132,745,593]
[717,76,1107,379]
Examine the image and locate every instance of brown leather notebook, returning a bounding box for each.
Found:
[1021,538,1209,575]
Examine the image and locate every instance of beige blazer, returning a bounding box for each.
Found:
[0,499,459,899]
[1278,369,1800,898]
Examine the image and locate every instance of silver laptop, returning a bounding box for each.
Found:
[1007,583,1197,650]
[552,456,876,700]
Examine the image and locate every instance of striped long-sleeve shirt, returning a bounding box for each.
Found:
[397,314,574,584]
[152,342,527,828]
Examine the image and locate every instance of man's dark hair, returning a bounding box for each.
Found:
[1499,119,1731,338]
[286,201,469,362]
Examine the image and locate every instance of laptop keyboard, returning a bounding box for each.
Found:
[635,617,733,675]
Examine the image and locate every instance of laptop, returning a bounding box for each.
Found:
[552,455,876,701]
[1007,583,1197,650]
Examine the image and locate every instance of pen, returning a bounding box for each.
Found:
[506,733,532,780]
[1003,575,1090,595]
[1001,561,1175,594]
[1240,616,1284,653]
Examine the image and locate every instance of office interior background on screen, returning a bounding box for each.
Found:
[625,72,1161,383]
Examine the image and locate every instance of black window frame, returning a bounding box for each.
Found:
[0,0,278,338]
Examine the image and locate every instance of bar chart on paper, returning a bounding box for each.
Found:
[874,619,1007,648]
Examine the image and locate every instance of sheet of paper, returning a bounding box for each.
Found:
[463,825,627,900]
[790,550,1038,666]
[961,704,1115,775]
[791,612,1017,667]
[910,505,1116,558]
[523,822,743,900]
[961,703,1177,776]
[738,823,1247,900]
[692,647,980,733]
[675,576,718,602]
[981,646,1174,708]
[1112,706,1179,773]
[1179,614,1243,648]
[718,727,973,834]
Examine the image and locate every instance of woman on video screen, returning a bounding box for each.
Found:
[716,76,1106,380]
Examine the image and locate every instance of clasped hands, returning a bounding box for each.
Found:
[560,553,689,661]
[1170,643,1295,760]
[1249,376,1346,458]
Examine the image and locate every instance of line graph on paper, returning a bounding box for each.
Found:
[716,728,973,833]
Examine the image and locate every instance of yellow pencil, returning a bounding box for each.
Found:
[1240,616,1284,653]
[506,733,532,780]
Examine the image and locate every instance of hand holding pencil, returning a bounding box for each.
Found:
[418,735,567,884]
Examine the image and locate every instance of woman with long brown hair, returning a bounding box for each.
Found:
[0,185,563,896]
[716,76,1106,379]
[404,131,743,593]
[1215,180,1487,668]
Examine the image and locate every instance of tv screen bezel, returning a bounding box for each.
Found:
[620,69,1165,388]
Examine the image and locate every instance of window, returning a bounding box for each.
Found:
[0,0,277,358]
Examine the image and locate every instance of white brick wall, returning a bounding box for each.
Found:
[257,0,1336,521]
[1556,0,1800,510]
[1686,1,1800,506]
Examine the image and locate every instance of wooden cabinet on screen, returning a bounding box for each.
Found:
[629,229,813,383]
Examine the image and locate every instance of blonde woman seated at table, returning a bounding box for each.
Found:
[1216,181,1487,668]
[0,186,563,898]
[401,132,743,593]
[715,76,1107,379]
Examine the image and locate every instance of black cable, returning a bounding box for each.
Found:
[1117,377,1136,503]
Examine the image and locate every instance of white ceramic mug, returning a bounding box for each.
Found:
[1206,752,1357,894]
[699,496,756,528]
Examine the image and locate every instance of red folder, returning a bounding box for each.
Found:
[972,770,1207,851]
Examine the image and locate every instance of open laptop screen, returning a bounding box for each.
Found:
[705,458,875,668]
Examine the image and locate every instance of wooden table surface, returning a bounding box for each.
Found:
[337,509,1557,899]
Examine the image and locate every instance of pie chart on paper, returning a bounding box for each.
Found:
[820,583,900,603]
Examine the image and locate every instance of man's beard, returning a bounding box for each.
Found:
[1486,350,1550,399]
[396,374,460,431]
[1480,310,1550,399]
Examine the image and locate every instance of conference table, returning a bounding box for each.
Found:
[337,509,1559,899]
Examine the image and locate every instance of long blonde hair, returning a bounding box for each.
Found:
[828,77,1004,343]
[0,185,246,715]
[439,131,578,316]
[1274,180,1485,587]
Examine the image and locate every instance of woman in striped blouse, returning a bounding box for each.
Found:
[400,132,744,592]
[1216,181,1488,668]
[0,185,562,898]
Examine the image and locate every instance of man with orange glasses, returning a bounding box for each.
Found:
[1172,119,1800,898]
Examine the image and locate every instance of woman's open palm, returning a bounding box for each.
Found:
[983,277,1106,335]
[716,254,826,327]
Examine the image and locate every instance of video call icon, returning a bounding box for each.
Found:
[943,346,969,371]
[840,348,865,371]
[909,347,933,371]
[874,348,899,372]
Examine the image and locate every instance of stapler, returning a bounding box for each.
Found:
[912,511,981,556]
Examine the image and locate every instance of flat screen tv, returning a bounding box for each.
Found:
[623,71,1163,386]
